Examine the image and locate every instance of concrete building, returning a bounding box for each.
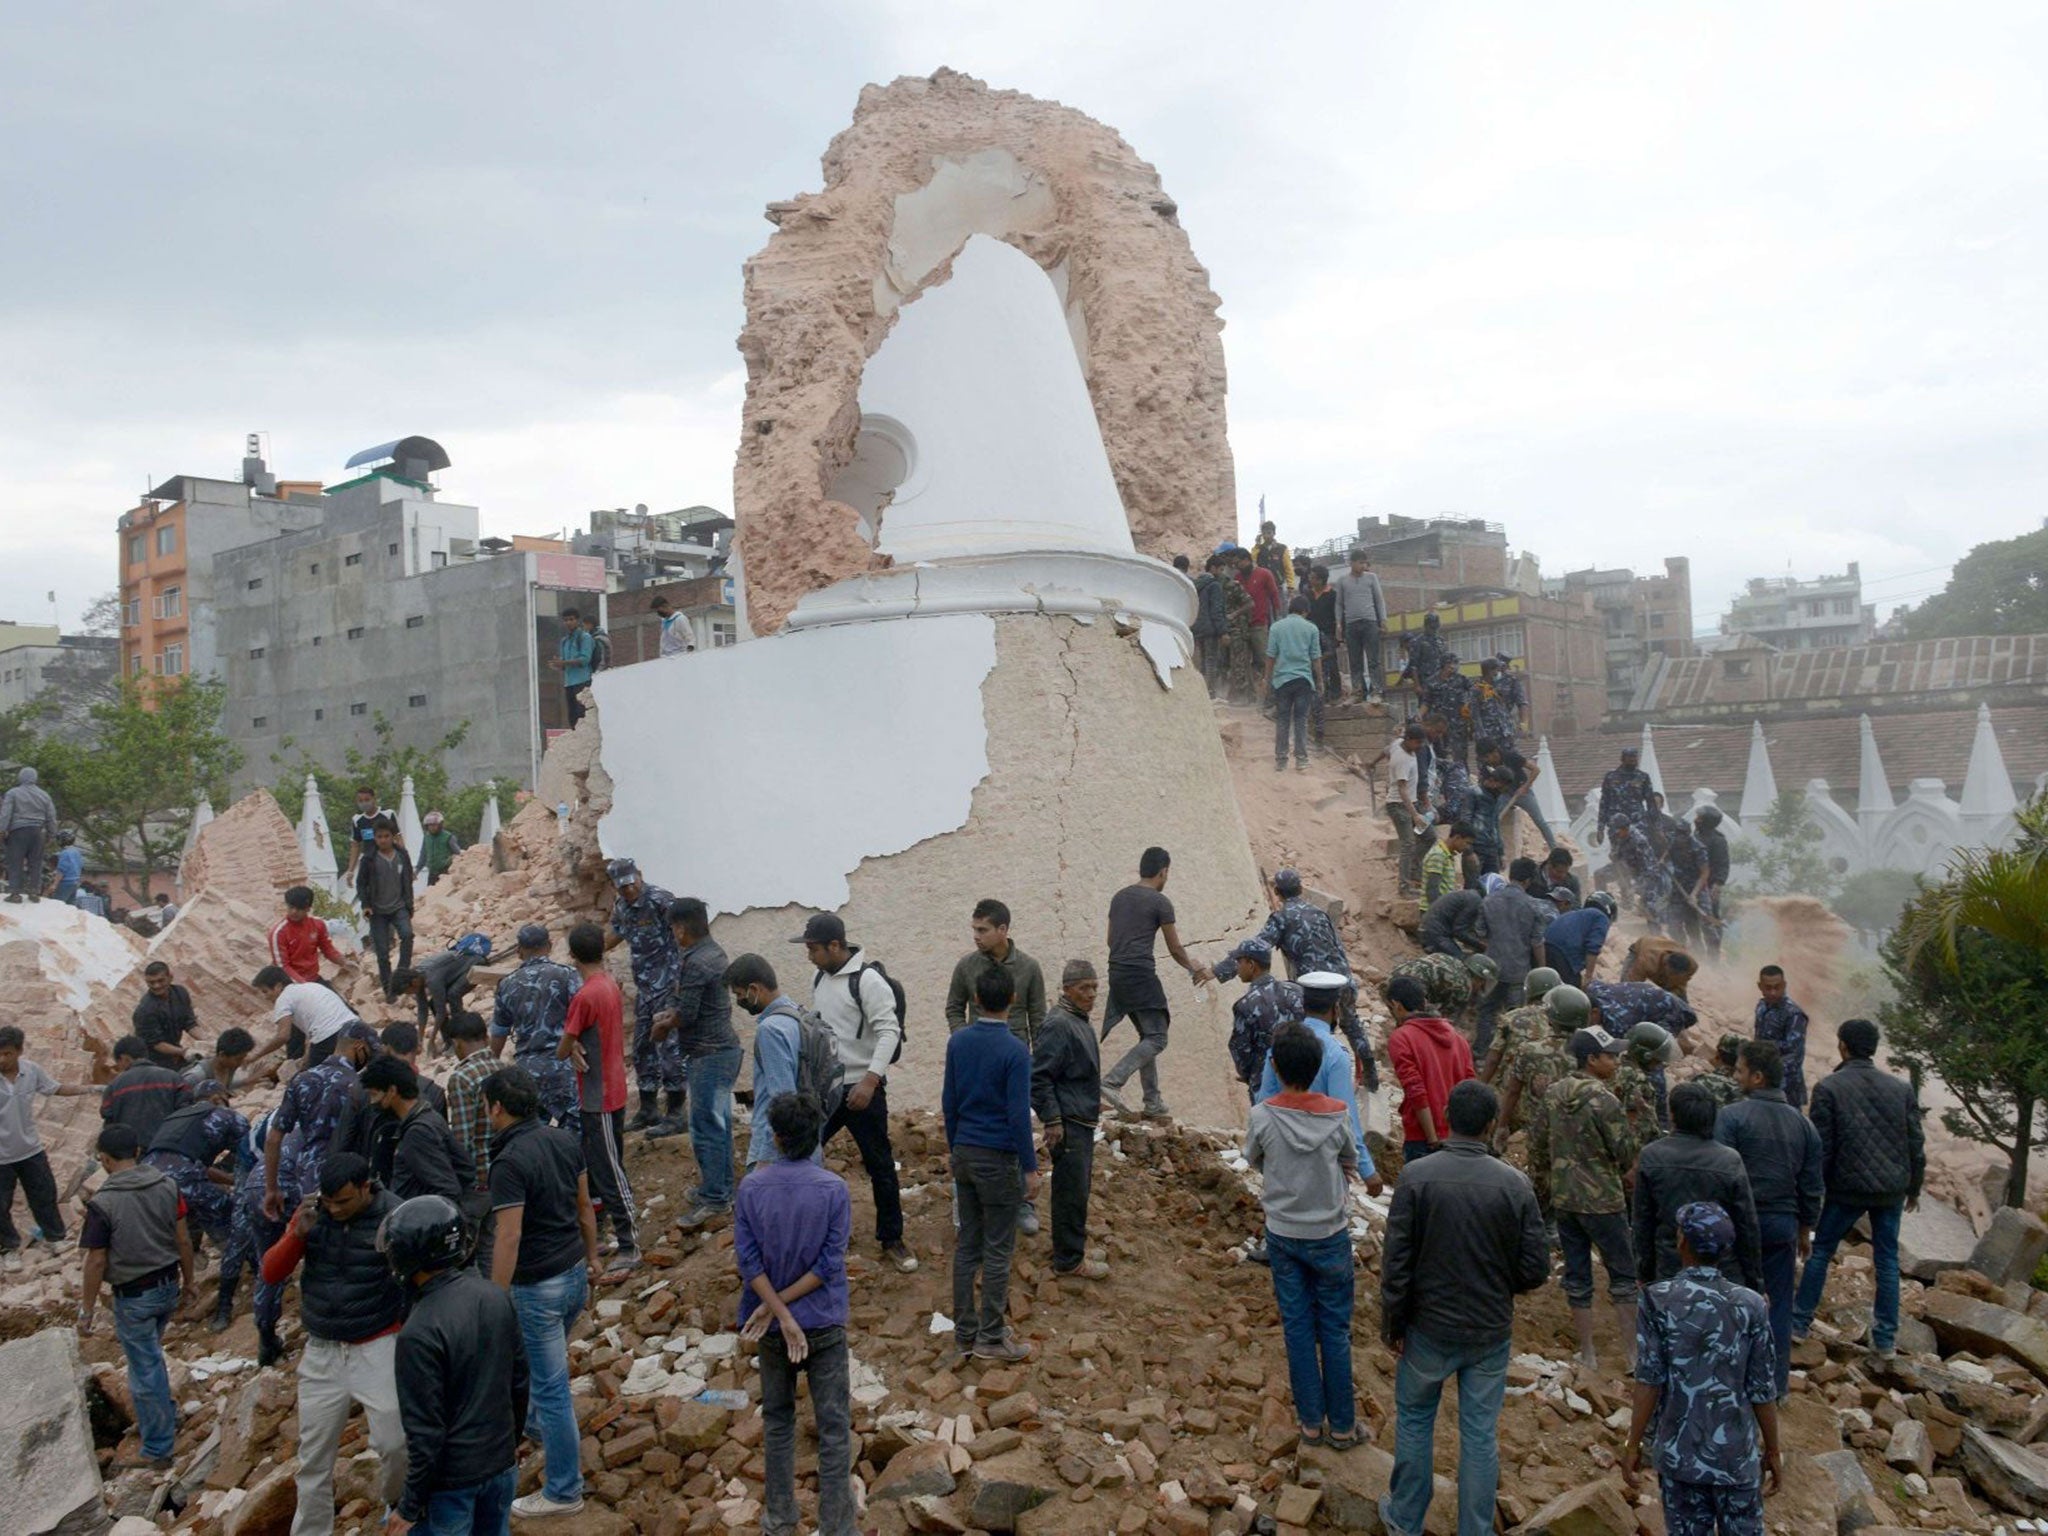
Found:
[1543,557,1694,713]
[572,505,738,654]
[1720,563,1875,651]
[0,624,118,719]
[1380,586,1608,740]
[1309,514,1513,617]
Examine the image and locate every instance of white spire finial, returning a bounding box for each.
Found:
[1740,720,1779,821]
[1960,702,2017,821]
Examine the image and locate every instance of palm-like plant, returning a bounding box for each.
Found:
[1896,795,2048,967]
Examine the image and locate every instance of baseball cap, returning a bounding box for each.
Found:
[792,913,846,947]
[1228,937,1274,964]
[605,858,640,886]
[1569,1026,1621,1065]
[341,1021,381,1047]
[1675,1201,1735,1260]
[1272,867,1303,897]
[516,923,550,950]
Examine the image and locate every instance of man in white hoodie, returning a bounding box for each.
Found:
[797,914,917,1273]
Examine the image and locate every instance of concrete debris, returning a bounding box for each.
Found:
[1921,1290,2048,1385]
[0,1328,105,1536]
[1897,1197,1982,1282]
[1962,1425,2048,1514]
[1973,1207,2048,1289]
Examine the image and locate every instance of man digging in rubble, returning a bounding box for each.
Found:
[603,858,686,1136]
[1100,845,1213,1122]
[261,1151,408,1535]
[1530,1026,1640,1373]
[1249,867,1378,1088]
[142,1077,246,1274]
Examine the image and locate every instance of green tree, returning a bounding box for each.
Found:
[1732,790,1842,902]
[15,676,242,902]
[271,714,513,854]
[1830,868,1923,941]
[1900,526,2048,639]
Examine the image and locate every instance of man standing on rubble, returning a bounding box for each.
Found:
[1715,1039,1822,1399]
[1032,960,1108,1281]
[269,885,350,991]
[944,898,1047,1045]
[1633,1083,1762,1289]
[0,766,58,903]
[1753,967,1810,1109]
[1100,846,1213,1121]
[132,961,200,1070]
[356,817,416,1001]
[799,914,917,1273]
[1529,1026,1640,1373]
[650,897,744,1233]
[604,859,686,1136]
[560,922,638,1274]
[489,924,581,1127]
[1332,548,1387,702]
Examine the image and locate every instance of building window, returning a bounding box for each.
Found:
[124,598,140,627]
[128,535,145,566]
[311,635,323,647]
[1648,612,1665,629]
[1833,597,1854,615]
[409,693,427,707]
[159,644,184,677]
[405,615,425,629]
[344,552,363,567]
[247,577,265,591]
[155,525,177,557]
[131,655,145,675]
[153,587,182,620]
[1724,658,1752,679]
[347,626,364,640]
[388,542,400,556]
[711,621,737,648]
[249,646,266,659]
[431,551,447,569]
[309,561,321,575]
[313,708,324,721]
[251,716,268,729]
[349,702,368,717]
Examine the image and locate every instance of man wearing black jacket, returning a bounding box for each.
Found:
[1030,960,1106,1281]
[355,818,415,1000]
[384,1195,527,1535]
[133,962,199,1068]
[359,1057,470,1202]
[1380,1081,1549,1536]
[100,1036,191,1150]
[1632,1082,1762,1288]
[1792,1018,1924,1360]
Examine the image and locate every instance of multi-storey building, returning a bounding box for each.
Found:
[0,623,117,719]
[1543,557,1694,713]
[1720,563,1875,651]
[1379,587,1608,740]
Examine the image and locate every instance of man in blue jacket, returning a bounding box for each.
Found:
[942,968,1037,1364]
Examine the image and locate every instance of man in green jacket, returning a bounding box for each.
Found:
[419,811,464,886]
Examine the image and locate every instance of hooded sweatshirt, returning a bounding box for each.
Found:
[1245,1091,1358,1240]
[1387,1014,1476,1145]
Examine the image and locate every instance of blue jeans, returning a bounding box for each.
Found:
[1756,1211,1799,1397]
[1266,1230,1355,1433]
[425,1465,516,1536]
[686,1046,743,1210]
[1384,1330,1511,1536]
[1274,677,1315,765]
[510,1264,589,1503]
[1793,1198,1901,1351]
[113,1277,181,1459]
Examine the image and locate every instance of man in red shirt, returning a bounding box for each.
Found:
[558,921,637,1273]
[1234,548,1284,688]
[268,885,352,985]
[1385,974,1476,1166]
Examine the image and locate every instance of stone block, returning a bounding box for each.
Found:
[873,1442,959,1502]
[1960,1425,2048,1514]
[1969,1206,2048,1288]
[659,1400,731,1456]
[1883,1419,1933,1478]
[223,1460,300,1536]
[1508,1478,1636,1536]
[1896,1199,1979,1282]
[1274,1485,1322,1526]
[965,1446,1061,1531]
[1920,1289,2048,1384]
[0,1328,106,1536]
[1298,1443,1458,1536]
[1893,1316,1937,1358]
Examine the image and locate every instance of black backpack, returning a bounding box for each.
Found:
[817,959,907,1065]
[589,628,613,672]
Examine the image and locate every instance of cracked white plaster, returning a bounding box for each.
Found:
[591,612,998,914]
[1136,619,1187,689]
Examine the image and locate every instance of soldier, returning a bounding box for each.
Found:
[142,1080,247,1256]
[1696,1035,1745,1111]
[1622,1202,1782,1536]
[1251,868,1378,1087]
[1478,966,1560,1084]
[1616,1022,1681,1143]
[1215,938,1303,1101]
[1221,562,1257,705]
[487,924,582,1127]
[1597,746,1655,841]
[1471,656,1523,751]
[1529,1026,1640,1372]
[1753,967,1810,1109]
[1495,983,1585,1154]
[1387,950,1499,1041]
[1400,611,1450,695]
[1589,979,1698,1039]
[603,859,686,1133]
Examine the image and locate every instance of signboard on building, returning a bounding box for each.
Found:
[532,553,607,592]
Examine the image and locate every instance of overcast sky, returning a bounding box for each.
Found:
[6,2,2044,636]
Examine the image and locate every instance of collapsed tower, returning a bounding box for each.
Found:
[593,69,1264,1123]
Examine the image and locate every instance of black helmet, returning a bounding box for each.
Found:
[377,1195,468,1279]
[1586,891,1618,920]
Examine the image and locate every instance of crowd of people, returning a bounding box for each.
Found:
[0,694,1928,1536]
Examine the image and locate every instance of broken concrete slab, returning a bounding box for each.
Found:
[1508,1478,1636,1536]
[1920,1289,2048,1384]
[0,1328,106,1536]
[1969,1205,2048,1288]
[1810,1449,1884,1532]
[1896,1198,1979,1282]
[1960,1425,2048,1514]
[1883,1419,1933,1479]
[1297,1443,1458,1536]
[963,1446,1060,1531]
[872,1442,959,1502]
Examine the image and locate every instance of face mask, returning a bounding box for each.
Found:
[736,992,767,1017]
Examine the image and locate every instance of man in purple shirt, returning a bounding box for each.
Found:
[737,1092,854,1536]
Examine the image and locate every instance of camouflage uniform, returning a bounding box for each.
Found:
[1471,673,1520,750]
[1224,973,1304,1089]
[1388,952,1477,1027]
[1598,764,1654,835]
[1635,1266,1778,1536]
[1428,672,1476,763]
[1404,630,1451,695]
[1613,1059,1666,1147]
[489,953,583,1124]
[1221,576,1255,704]
[222,1111,288,1334]
[1620,824,1672,924]
[1694,1071,1742,1111]
[610,882,685,1096]
[143,1102,249,1244]
[1255,897,1378,1085]
[1588,981,1698,1036]
[1529,1071,1639,1307]
[1481,1002,1551,1080]
[271,1055,360,1202]
[1754,997,1810,1108]
[1499,1028,1574,1139]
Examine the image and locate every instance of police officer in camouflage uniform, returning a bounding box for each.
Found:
[1623,1202,1782,1536]
[488,923,581,1126]
[1388,950,1499,1045]
[1529,1025,1640,1372]
[223,1109,290,1355]
[1252,868,1379,1088]
[1478,966,1560,1083]
[1598,746,1655,839]
[1426,655,1474,763]
[1215,938,1303,1099]
[143,1080,247,1249]
[1471,657,1522,751]
[604,858,686,1132]
[1695,1035,1745,1110]
[1400,612,1450,697]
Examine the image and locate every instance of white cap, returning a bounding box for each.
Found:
[1297,970,1350,990]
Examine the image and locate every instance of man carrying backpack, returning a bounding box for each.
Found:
[725,954,836,1168]
[796,915,917,1273]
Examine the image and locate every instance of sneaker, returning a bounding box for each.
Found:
[1098,1083,1131,1116]
[1245,1240,1270,1266]
[1295,759,1309,773]
[1141,1103,1173,1122]
[1018,1206,1040,1237]
[973,1332,1035,1362]
[511,1492,585,1518]
[883,1241,919,1273]
[678,1204,729,1232]
[601,1250,642,1278]
[1274,761,1287,774]
[1056,1259,1110,1280]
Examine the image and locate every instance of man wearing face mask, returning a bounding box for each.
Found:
[725,954,827,1169]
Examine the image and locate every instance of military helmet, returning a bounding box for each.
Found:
[1462,954,1501,996]
[1585,891,1618,920]
[1544,984,1590,1029]
[1523,967,1561,1003]
[1716,1031,1745,1065]
[1626,1021,1682,1067]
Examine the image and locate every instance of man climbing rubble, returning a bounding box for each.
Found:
[1529,1026,1639,1373]
[604,858,686,1135]
[1386,949,1499,1045]
[1099,846,1213,1121]
[488,923,581,1127]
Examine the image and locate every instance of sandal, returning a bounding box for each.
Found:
[1297,1425,1327,1448]
[1326,1425,1368,1450]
